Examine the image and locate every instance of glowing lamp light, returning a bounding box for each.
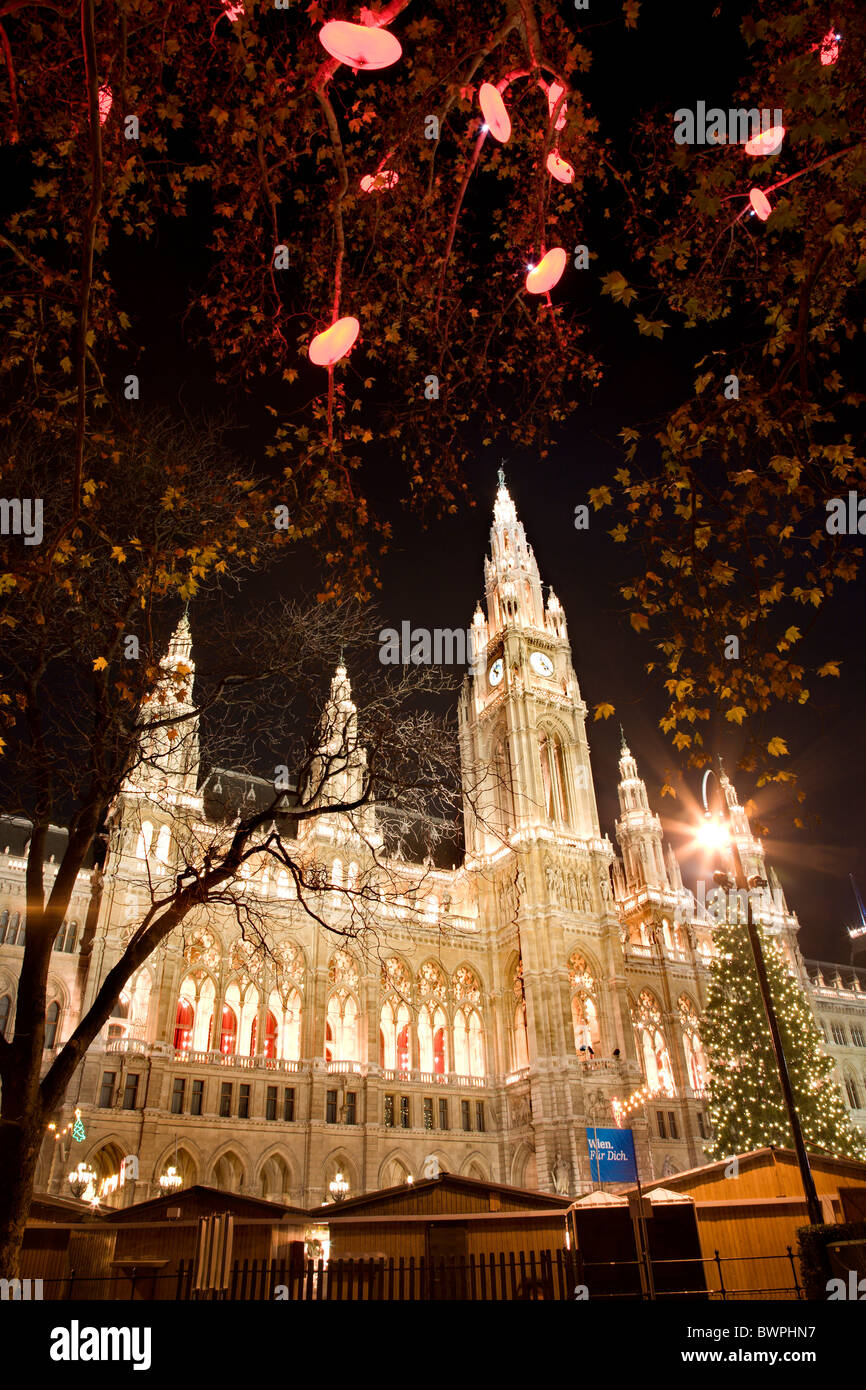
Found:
[525,246,566,295]
[478,83,511,143]
[548,81,567,131]
[318,20,402,70]
[819,29,841,65]
[221,0,244,19]
[546,151,574,184]
[98,85,113,125]
[744,125,785,157]
[360,169,399,193]
[749,187,772,221]
[308,316,360,367]
[697,813,730,853]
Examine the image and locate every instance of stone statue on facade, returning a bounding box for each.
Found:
[550,1153,570,1195]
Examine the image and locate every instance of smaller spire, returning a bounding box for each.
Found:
[620,724,628,753]
[497,462,506,489]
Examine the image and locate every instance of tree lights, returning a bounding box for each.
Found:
[360,170,399,192]
[478,82,511,143]
[748,187,772,221]
[98,85,113,125]
[318,20,403,71]
[525,247,567,294]
[546,151,575,184]
[308,316,360,367]
[744,125,785,157]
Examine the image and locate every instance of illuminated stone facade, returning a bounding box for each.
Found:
[1,479,864,1207]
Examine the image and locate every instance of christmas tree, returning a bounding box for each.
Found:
[702,919,866,1162]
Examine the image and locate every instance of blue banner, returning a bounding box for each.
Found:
[587,1127,638,1182]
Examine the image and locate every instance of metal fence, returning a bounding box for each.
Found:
[16,1245,806,1301]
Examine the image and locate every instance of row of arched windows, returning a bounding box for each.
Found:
[491,727,574,833]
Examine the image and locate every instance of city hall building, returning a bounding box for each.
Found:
[1,478,865,1208]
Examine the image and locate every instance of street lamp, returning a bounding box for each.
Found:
[699,767,822,1227]
[329,1172,349,1202]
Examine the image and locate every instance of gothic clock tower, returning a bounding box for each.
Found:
[458,473,641,1192]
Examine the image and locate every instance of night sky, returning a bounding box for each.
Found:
[112,1,866,964]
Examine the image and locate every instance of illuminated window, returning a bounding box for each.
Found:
[173,999,194,1053]
[45,1001,60,1049]
[538,731,570,824]
[220,1005,238,1056]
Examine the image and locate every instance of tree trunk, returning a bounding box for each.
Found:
[0,1107,45,1278]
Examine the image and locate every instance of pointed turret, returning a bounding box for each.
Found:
[718,765,767,884]
[132,607,200,795]
[615,735,669,892]
[301,661,370,820]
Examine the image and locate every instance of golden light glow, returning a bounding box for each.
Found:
[696,814,729,853]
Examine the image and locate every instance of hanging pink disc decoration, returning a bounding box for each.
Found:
[744,125,785,157]
[478,83,511,143]
[98,85,113,125]
[360,170,399,193]
[525,247,567,294]
[749,188,772,221]
[308,316,360,367]
[318,20,402,70]
[546,151,574,184]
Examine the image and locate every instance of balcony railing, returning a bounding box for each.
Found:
[381,1068,487,1089]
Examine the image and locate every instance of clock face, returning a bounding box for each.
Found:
[530,651,555,678]
[488,658,504,687]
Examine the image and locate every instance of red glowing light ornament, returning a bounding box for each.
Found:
[478,83,511,143]
[818,29,841,65]
[546,151,574,184]
[749,187,772,222]
[744,125,785,157]
[360,170,399,193]
[221,0,244,19]
[308,316,360,367]
[98,85,113,125]
[525,247,567,295]
[547,81,567,131]
[318,20,402,70]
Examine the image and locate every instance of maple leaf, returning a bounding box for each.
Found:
[767,736,788,757]
[817,661,841,677]
[593,702,615,721]
[92,657,108,672]
[725,706,747,725]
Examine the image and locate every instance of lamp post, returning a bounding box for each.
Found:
[699,768,823,1227]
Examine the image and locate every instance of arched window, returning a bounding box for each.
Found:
[219,1005,237,1056]
[173,998,194,1052]
[633,991,676,1097]
[331,859,343,888]
[492,738,514,834]
[0,908,8,943]
[538,731,570,824]
[327,992,358,1062]
[7,912,21,945]
[155,825,172,864]
[0,994,10,1039]
[62,921,78,953]
[433,1008,448,1075]
[347,861,359,892]
[136,821,154,860]
[453,1009,469,1075]
[264,1011,278,1059]
[846,1076,861,1109]
[45,1001,60,1049]
[468,1010,485,1077]
[276,870,290,900]
[568,953,601,1055]
[679,997,708,1093]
